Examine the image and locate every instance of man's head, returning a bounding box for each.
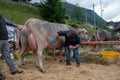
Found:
[67,30,77,37]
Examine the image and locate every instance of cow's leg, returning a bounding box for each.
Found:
[34,53,39,68]
[45,48,49,60]
[37,50,46,73]
[45,49,48,60]
[19,49,25,66]
[59,49,63,62]
[53,48,57,61]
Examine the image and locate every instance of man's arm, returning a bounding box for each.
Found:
[57,30,69,36]
[53,30,68,39]
[4,18,17,28]
[50,30,68,44]
[4,18,22,30]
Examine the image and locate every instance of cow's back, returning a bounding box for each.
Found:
[26,19,70,45]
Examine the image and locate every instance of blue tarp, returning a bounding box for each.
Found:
[7,29,14,35]
[7,27,14,39]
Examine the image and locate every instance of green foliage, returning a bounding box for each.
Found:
[65,21,96,32]
[39,0,65,23]
[70,4,83,23]
[0,2,40,24]
[63,2,107,28]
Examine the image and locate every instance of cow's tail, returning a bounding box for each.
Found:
[25,20,38,53]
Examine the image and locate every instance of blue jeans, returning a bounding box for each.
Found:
[65,46,80,64]
[0,40,17,73]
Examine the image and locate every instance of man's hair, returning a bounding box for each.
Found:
[67,29,77,37]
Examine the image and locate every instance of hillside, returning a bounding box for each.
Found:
[0,1,97,32]
[0,1,41,24]
[63,2,107,28]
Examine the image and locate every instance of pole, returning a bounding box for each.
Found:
[100,0,103,28]
[93,3,96,27]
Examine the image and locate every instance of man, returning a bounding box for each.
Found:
[53,30,80,67]
[0,15,23,79]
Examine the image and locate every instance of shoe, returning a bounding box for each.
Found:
[66,63,71,66]
[11,70,23,75]
[76,62,80,67]
[0,74,5,80]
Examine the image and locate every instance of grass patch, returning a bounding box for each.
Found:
[0,2,41,24]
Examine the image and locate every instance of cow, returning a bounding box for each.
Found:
[15,26,65,67]
[88,29,112,41]
[112,33,120,52]
[87,29,112,51]
[17,18,71,72]
[88,29,120,51]
[88,29,120,41]
[107,21,120,32]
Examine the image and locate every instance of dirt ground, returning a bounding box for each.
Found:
[1,54,120,80]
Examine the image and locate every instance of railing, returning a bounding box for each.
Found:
[81,41,120,46]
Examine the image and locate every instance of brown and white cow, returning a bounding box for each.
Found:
[15,25,65,68]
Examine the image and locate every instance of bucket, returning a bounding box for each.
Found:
[13,50,19,58]
[101,51,119,63]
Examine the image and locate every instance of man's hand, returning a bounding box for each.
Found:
[70,46,75,50]
[17,25,22,30]
[70,44,80,50]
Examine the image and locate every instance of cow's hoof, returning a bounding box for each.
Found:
[18,65,22,68]
[45,58,48,61]
[40,69,46,73]
[35,65,39,68]
[59,60,62,63]
[54,58,57,61]
[18,64,24,68]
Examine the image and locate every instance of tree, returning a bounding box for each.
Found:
[70,3,83,23]
[39,0,65,23]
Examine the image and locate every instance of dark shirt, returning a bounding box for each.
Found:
[57,30,80,47]
[0,15,17,40]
